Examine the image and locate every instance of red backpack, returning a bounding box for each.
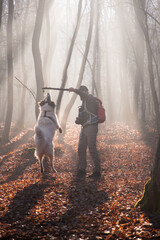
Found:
[95,97,106,123]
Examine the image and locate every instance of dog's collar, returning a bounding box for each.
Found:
[42,110,52,117]
[42,111,55,123]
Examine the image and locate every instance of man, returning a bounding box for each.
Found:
[69,85,101,179]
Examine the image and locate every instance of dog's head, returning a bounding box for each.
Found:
[39,93,55,109]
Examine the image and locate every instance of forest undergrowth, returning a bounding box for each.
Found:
[0,122,160,239]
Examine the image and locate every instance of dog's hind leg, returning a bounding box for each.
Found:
[49,154,57,173]
[46,143,56,173]
[35,148,44,173]
[39,155,44,173]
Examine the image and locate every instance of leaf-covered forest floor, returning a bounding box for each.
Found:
[0,122,160,239]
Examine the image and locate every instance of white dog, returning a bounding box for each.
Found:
[34,93,62,173]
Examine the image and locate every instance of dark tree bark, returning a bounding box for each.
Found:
[133,0,160,131]
[132,19,145,122]
[0,0,3,29]
[136,135,160,213]
[32,0,45,119]
[56,0,83,116]
[134,0,160,213]
[2,0,14,143]
[60,0,94,136]
[0,0,4,121]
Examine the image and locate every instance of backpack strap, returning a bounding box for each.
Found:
[82,101,98,127]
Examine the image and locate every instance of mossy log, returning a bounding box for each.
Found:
[135,135,160,214]
[135,178,160,213]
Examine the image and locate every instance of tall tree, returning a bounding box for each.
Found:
[92,0,102,98]
[129,3,145,122]
[0,0,3,29]
[133,0,160,131]
[2,0,14,143]
[134,0,160,214]
[43,0,55,86]
[117,2,132,122]
[56,0,83,116]
[32,0,45,118]
[60,0,94,135]
[16,0,30,129]
[136,135,160,213]
[92,0,99,96]
[0,0,4,122]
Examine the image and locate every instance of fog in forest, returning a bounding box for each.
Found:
[0,0,160,140]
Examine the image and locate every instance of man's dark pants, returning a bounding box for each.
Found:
[78,124,101,173]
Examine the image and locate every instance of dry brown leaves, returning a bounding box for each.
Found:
[0,122,160,239]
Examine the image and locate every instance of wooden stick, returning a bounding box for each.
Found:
[42,87,70,91]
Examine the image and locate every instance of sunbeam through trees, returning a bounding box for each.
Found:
[0,0,160,239]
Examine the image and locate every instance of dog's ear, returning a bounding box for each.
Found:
[47,93,51,103]
[39,93,50,106]
[39,100,46,106]
[46,93,55,109]
[49,101,55,108]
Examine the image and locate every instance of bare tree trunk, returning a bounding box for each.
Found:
[132,18,145,122]
[134,0,160,213]
[92,0,99,96]
[0,0,3,29]
[133,0,160,131]
[32,0,45,119]
[105,42,112,122]
[17,0,30,129]
[0,0,4,121]
[43,0,55,86]
[136,135,160,213]
[60,0,94,136]
[56,0,83,116]
[140,78,146,122]
[2,0,14,143]
[117,3,132,122]
[94,0,102,99]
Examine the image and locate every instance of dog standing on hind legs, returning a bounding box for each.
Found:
[34,93,62,174]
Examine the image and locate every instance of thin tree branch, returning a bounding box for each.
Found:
[15,76,37,103]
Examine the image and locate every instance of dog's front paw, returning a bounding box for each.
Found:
[59,128,62,133]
